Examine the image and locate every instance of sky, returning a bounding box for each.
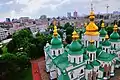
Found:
[0,0,120,20]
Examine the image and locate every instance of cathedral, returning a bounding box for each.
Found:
[44,10,120,80]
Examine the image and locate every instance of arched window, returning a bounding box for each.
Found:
[96,41,97,47]
[80,69,83,74]
[58,50,60,54]
[79,57,81,62]
[74,58,76,63]
[70,72,73,79]
[86,41,87,47]
[106,48,108,52]
[114,44,116,48]
[90,54,92,61]
[53,51,55,55]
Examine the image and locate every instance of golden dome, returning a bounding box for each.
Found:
[84,11,99,36]
[72,30,79,40]
[101,22,105,28]
[105,34,109,39]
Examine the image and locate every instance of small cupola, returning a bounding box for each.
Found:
[68,30,84,64]
[50,20,63,56]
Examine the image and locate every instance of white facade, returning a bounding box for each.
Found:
[0,27,8,40]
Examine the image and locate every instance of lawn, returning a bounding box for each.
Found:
[17,67,32,80]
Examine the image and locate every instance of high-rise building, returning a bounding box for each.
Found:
[40,15,47,20]
[6,18,11,22]
[73,11,78,18]
[67,12,71,18]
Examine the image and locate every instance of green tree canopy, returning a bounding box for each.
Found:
[6,40,16,53]
[12,29,33,49]
[66,35,72,44]
[66,27,74,35]
[64,22,70,29]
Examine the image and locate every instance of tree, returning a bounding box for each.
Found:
[0,48,3,55]
[26,44,39,59]
[106,25,113,36]
[12,29,33,50]
[6,40,16,53]
[16,52,29,69]
[66,35,72,44]
[58,30,63,38]
[66,27,74,35]
[64,22,70,29]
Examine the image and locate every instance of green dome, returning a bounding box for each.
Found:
[86,64,93,70]
[91,60,100,66]
[68,40,84,55]
[110,32,120,40]
[69,40,82,51]
[98,51,115,62]
[99,28,107,37]
[87,43,97,52]
[102,39,111,46]
[51,37,62,48]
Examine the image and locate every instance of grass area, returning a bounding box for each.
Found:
[18,67,32,80]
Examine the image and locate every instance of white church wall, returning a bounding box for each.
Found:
[50,70,57,80]
[85,69,92,80]
[68,66,85,80]
[68,54,83,64]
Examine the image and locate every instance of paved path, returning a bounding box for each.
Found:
[31,59,42,80]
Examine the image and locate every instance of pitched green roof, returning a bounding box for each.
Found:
[58,73,70,80]
[102,39,111,46]
[109,39,120,42]
[110,32,120,40]
[96,49,102,57]
[69,40,82,51]
[83,54,89,60]
[86,64,93,70]
[91,60,100,66]
[53,52,70,73]
[51,37,62,49]
[99,28,107,37]
[68,40,84,55]
[87,43,97,52]
[99,66,104,72]
[98,51,115,62]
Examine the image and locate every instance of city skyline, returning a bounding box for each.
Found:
[0,0,120,20]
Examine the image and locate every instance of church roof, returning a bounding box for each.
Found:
[99,22,107,37]
[110,24,120,42]
[86,64,93,70]
[97,51,115,62]
[91,60,100,66]
[69,40,82,51]
[53,51,69,72]
[83,54,89,60]
[51,37,62,49]
[58,73,70,80]
[68,30,84,55]
[84,11,99,36]
[102,40,111,46]
[102,35,111,46]
[87,40,97,52]
[50,25,63,49]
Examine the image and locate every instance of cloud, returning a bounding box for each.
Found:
[0,0,120,19]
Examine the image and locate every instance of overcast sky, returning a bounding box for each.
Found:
[0,0,120,19]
